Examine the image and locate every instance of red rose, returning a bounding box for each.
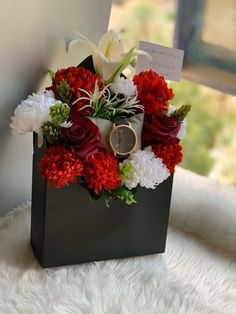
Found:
[133,70,174,116]
[143,114,180,146]
[61,116,102,159]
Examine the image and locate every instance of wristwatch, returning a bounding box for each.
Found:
[109,118,137,158]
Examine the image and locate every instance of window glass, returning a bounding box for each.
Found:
[175,0,236,94]
[202,0,236,50]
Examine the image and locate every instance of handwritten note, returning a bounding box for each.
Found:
[136,41,184,81]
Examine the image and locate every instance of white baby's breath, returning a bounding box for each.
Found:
[122,147,170,189]
[10,91,60,135]
[110,77,137,98]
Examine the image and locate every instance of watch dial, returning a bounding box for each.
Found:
[110,126,136,154]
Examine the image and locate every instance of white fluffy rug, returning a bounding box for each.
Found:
[0,168,236,314]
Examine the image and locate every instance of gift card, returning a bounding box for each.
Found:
[136,41,184,81]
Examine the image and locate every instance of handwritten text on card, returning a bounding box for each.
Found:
[136,41,184,81]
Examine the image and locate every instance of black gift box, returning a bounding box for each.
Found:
[30,55,174,268]
[31,135,173,268]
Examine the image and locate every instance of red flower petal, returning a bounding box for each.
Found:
[47,66,103,116]
[84,152,121,195]
[38,146,83,188]
[152,143,183,173]
[133,70,174,117]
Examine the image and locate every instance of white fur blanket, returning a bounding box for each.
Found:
[0,168,236,314]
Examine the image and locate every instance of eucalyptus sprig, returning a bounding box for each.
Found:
[73,82,143,120]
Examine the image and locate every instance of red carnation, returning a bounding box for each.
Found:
[47,66,103,114]
[84,152,121,195]
[152,143,183,173]
[133,70,174,116]
[38,146,83,188]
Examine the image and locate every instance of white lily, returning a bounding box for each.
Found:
[67,30,149,84]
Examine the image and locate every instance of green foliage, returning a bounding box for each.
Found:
[130,56,137,68]
[50,103,70,125]
[42,121,60,144]
[171,104,191,121]
[111,1,236,184]
[171,80,223,175]
[111,186,137,205]
[133,3,155,23]
[48,69,55,79]
[56,79,72,104]
[100,186,136,207]
[86,184,136,207]
[105,48,135,85]
[113,2,173,49]
[119,162,133,180]
[166,11,176,21]
[78,83,143,119]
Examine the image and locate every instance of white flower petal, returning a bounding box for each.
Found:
[95,54,119,80]
[10,92,60,135]
[167,105,176,116]
[59,121,72,128]
[177,120,187,139]
[122,147,170,189]
[72,30,133,82]
[98,30,124,59]
[110,77,137,98]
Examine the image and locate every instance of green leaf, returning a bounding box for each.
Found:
[171,104,191,121]
[111,186,137,205]
[48,69,55,80]
[102,190,112,207]
[105,48,135,85]
[130,56,137,68]
[83,84,143,119]
[87,186,137,207]
[119,162,133,181]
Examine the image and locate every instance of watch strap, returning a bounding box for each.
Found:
[111,117,129,126]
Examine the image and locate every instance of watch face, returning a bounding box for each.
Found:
[110,125,137,155]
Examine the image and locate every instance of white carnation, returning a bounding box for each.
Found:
[10,91,60,135]
[122,147,170,189]
[110,77,137,98]
[177,120,187,139]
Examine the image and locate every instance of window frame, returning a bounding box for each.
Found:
[174,0,236,95]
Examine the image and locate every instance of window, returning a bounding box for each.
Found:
[110,0,236,187]
[174,0,236,95]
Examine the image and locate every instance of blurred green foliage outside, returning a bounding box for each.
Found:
[110,0,236,184]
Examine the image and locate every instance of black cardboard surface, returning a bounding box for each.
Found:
[31,136,173,268]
